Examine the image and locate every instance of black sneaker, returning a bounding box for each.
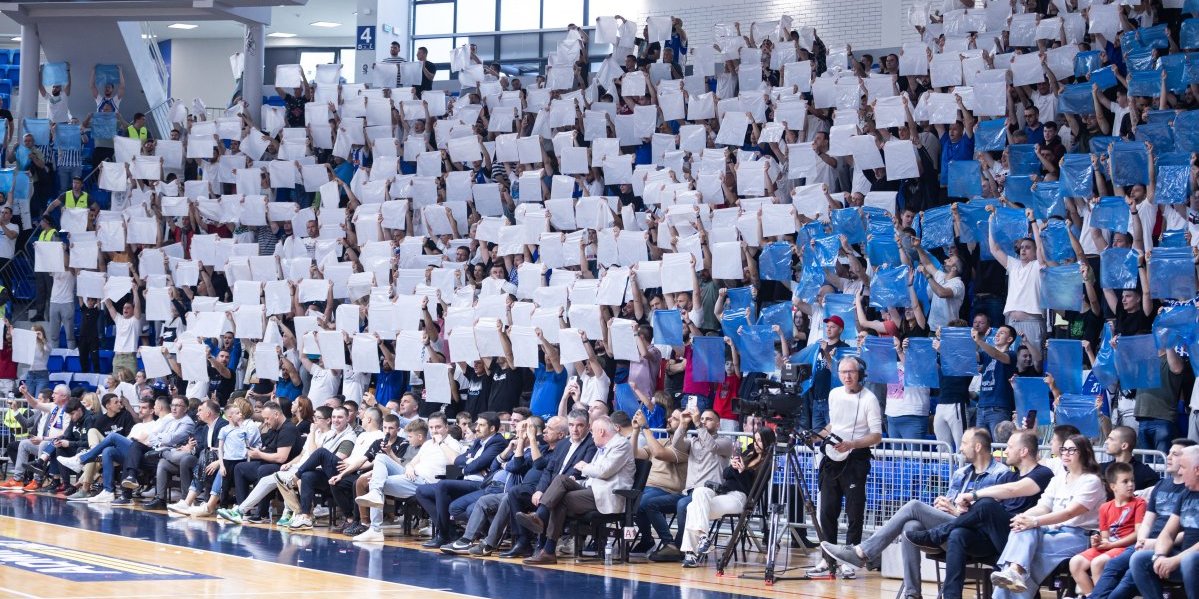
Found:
[244,513,268,524]
[904,530,943,554]
[112,495,132,506]
[648,544,683,562]
[441,537,476,555]
[469,542,494,556]
[343,522,369,537]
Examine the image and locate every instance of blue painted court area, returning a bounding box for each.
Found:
[0,495,753,599]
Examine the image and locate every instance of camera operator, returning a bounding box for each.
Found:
[806,356,882,579]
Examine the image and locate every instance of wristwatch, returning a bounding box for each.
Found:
[1152,554,1166,562]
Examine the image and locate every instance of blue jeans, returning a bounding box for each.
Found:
[887,415,928,441]
[1137,418,1175,454]
[1090,545,1136,599]
[636,486,683,544]
[672,492,693,548]
[25,371,50,399]
[976,407,1013,440]
[1128,548,1199,599]
[78,433,133,492]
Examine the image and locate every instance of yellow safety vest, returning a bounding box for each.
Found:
[38,228,57,242]
[127,125,148,141]
[1,404,27,439]
[65,190,88,209]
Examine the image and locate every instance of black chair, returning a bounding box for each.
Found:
[569,458,652,564]
[704,458,773,563]
[925,552,996,599]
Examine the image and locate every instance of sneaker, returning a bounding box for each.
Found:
[67,489,91,501]
[112,495,132,506]
[244,513,268,524]
[417,525,432,537]
[990,567,1028,593]
[167,500,191,514]
[355,490,385,508]
[695,533,714,556]
[354,528,385,543]
[556,536,575,557]
[837,564,857,579]
[682,552,699,568]
[276,510,293,527]
[119,476,139,491]
[648,544,683,563]
[343,522,369,537]
[56,455,85,474]
[805,562,835,579]
[1,478,21,488]
[469,543,494,557]
[904,530,943,554]
[22,480,40,492]
[189,504,214,518]
[288,514,313,530]
[820,542,867,568]
[87,490,115,504]
[313,506,330,519]
[217,508,244,524]
[441,538,476,555]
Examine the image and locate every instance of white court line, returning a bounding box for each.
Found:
[0,585,42,599]
[0,515,486,599]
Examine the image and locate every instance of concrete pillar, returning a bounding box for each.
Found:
[18,24,40,124]
[242,23,265,126]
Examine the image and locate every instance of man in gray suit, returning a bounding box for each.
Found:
[520,415,635,565]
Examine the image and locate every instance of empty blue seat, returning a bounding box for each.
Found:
[46,354,64,372]
[98,350,113,374]
[64,354,82,373]
[0,50,11,66]
[10,51,19,66]
[0,80,14,96]
[4,65,19,87]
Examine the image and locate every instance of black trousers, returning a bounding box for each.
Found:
[928,497,1011,599]
[77,332,100,373]
[817,449,871,546]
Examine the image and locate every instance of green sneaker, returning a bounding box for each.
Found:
[276,510,293,527]
[217,508,244,524]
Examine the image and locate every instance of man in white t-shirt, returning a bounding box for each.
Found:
[104,279,141,375]
[914,242,966,331]
[299,335,342,406]
[987,207,1047,353]
[47,269,75,349]
[0,206,17,295]
[90,64,124,112]
[39,63,72,124]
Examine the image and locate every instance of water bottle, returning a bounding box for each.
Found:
[604,537,616,564]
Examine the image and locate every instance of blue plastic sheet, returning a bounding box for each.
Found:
[1093,324,1119,388]
[1149,247,1197,300]
[690,335,727,383]
[41,62,68,87]
[1008,145,1042,177]
[1126,48,1157,73]
[94,64,120,90]
[903,337,939,388]
[812,235,841,268]
[1047,339,1084,394]
[867,235,901,267]
[920,205,955,250]
[757,301,794,343]
[822,294,858,341]
[1004,175,1035,207]
[1110,142,1151,186]
[870,265,911,309]
[91,112,117,141]
[990,206,1031,252]
[1186,18,1199,49]
[1160,229,1189,247]
[738,325,779,374]
[1141,24,1171,49]
[947,160,982,198]
[1090,196,1129,233]
[13,146,30,171]
[1115,334,1161,390]
[1156,164,1191,205]
[795,253,824,303]
[1100,247,1140,289]
[1012,377,1053,423]
[1186,52,1199,85]
[975,119,1007,152]
[759,242,793,282]
[1032,182,1066,221]
[1039,220,1075,263]
[1075,51,1103,78]
[1090,136,1121,157]
[23,118,49,147]
[1040,265,1084,312]
[652,309,684,346]
[1159,54,1189,94]
[861,336,899,384]
[11,171,28,201]
[831,208,866,245]
[726,287,757,322]
[939,327,978,377]
[1055,394,1101,438]
[1153,304,1199,349]
[721,308,752,348]
[1058,83,1096,115]
[0,168,13,194]
[1059,154,1094,198]
[1135,120,1175,153]
[1090,66,1119,91]
[55,123,82,152]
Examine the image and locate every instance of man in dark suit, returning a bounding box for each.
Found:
[497,409,596,558]
[416,411,507,547]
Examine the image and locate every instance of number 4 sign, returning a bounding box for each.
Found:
[357,25,376,51]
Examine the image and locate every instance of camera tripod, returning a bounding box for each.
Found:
[715,429,829,585]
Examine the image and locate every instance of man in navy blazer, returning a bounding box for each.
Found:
[416,411,507,547]
[498,409,596,558]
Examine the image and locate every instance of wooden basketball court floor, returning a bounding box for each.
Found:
[0,493,921,599]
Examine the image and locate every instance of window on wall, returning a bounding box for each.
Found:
[541,0,583,29]
[499,0,539,31]
[455,0,496,33]
[414,1,455,36]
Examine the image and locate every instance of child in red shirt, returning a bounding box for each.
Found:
[1069,461,1146,596]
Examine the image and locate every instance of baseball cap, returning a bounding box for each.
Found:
[823,315,845,328]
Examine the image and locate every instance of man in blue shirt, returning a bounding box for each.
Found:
[822,428,1010,597]
[974,325,1018,438]
[1127,444,1199,598]
[936,96,975,191]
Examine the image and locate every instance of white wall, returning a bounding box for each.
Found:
[168,37,243,110]
[589,0,923,54]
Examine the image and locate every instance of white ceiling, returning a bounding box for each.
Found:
[0,0,357,41]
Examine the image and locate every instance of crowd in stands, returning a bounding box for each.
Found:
[1,0,1199,596]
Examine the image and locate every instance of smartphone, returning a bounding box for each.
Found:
[685,395,698,412]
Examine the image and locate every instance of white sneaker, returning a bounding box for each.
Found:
[167,500,191,514]
[805,562,833,578]
[313,506,330,519]
[355,490,385,508]
[417,525,432,537]
[56,455,83,474]
[188,504,213,518]
[556,536,575,556]
[87,490,114,504]
[353,528,385,543]
[837,564,857,579]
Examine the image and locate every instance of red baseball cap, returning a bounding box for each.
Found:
[823,315,845,328]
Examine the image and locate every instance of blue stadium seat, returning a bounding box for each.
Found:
[64,354,82,373]
[99,350,114,374]
[10,51,19,66]
[0,50,11,66]
[47,354,64,373]
[0,80,13,97]
[4,65,18,87]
